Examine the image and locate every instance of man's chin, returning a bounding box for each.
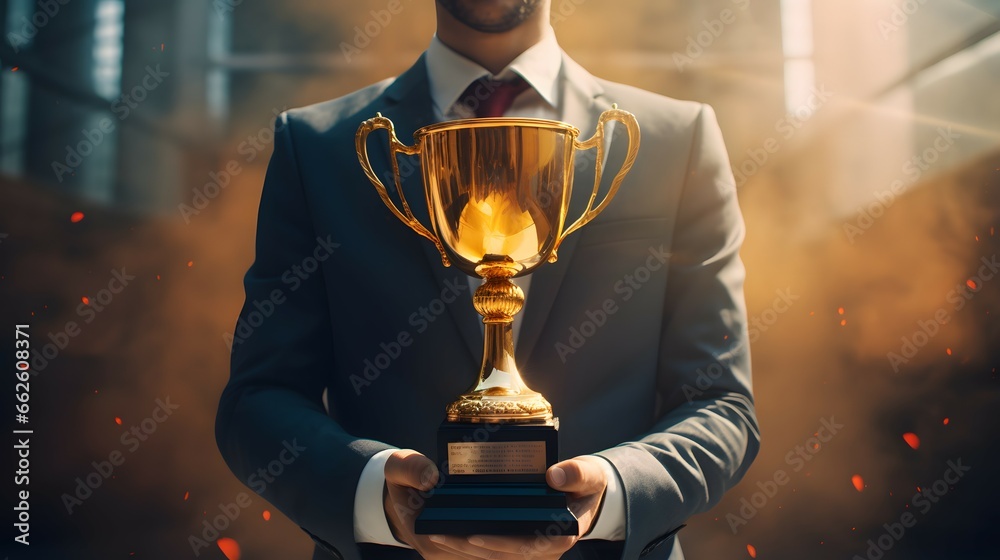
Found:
[438,0,542,33]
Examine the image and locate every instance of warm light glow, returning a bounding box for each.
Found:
[217,537,240,560]
[779,0,815,114]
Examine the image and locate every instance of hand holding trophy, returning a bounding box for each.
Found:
[356,107,639,536]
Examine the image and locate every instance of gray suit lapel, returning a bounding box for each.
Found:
[375,55,484,365]
[517,53,616,367]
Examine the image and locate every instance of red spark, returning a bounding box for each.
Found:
[262,510,271,521]
[183,491,190,501]
[160,43,165,51]
[82,296,90,305]
[156,274,162,280]
[946,348,952,356]
[943,417,950,425]
[967,279,977,290]
[851,474,864,492]
[11,66,18,72]
[114,417,122,425]
[903,432,920,450]
[837,307,845,315]
[747,544,757,558]
[70,211,85,223]
[218,537,241,560]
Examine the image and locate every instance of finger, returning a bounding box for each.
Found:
[414,537,482,560]
[384,449,439,490]
[546,456,606,495]
[427,535,541,560]
[466,534,576,555]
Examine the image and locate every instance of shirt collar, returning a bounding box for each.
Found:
[425,27,562,117]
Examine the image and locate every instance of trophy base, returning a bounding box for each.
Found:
[414,421,579,536]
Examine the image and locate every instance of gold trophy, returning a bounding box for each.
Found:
[356,108,639,535]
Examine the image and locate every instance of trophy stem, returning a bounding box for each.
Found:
[445,265,553,423]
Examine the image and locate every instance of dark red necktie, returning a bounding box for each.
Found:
[459,75,531,118]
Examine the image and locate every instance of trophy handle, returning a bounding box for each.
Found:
[355,113,451,267]
[554,105,641,257]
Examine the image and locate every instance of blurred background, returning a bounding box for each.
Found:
[1,0,998,558]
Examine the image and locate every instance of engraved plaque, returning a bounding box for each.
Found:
[447,441,547,475]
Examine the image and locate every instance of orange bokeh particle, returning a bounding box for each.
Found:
[943,417,950,425]
[903,432,920,450]
[82,296,90,305]
[217,537,241,560]
[187,260,194,267]
[114,417,122,425]
[184,491,190,501]
[747,544,757,558]
[851,474,864,492]
[838,307,845,315]
[262,510,271,521]
[967,279,977,290]
[70,211,85,223]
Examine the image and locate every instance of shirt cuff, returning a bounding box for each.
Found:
[581,455,626,541]
[353,448,411,547]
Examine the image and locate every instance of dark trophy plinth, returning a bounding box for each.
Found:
[414,422,578,536]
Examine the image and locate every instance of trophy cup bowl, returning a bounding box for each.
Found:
[356,108,639,535]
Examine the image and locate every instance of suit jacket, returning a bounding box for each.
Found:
[216,51,760,560]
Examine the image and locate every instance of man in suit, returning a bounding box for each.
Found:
[216,0,760,558]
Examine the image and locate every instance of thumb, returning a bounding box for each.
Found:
[546,456,607,495]
[384,449,439,491]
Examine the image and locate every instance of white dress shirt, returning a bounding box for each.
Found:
[354,28,627,547]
